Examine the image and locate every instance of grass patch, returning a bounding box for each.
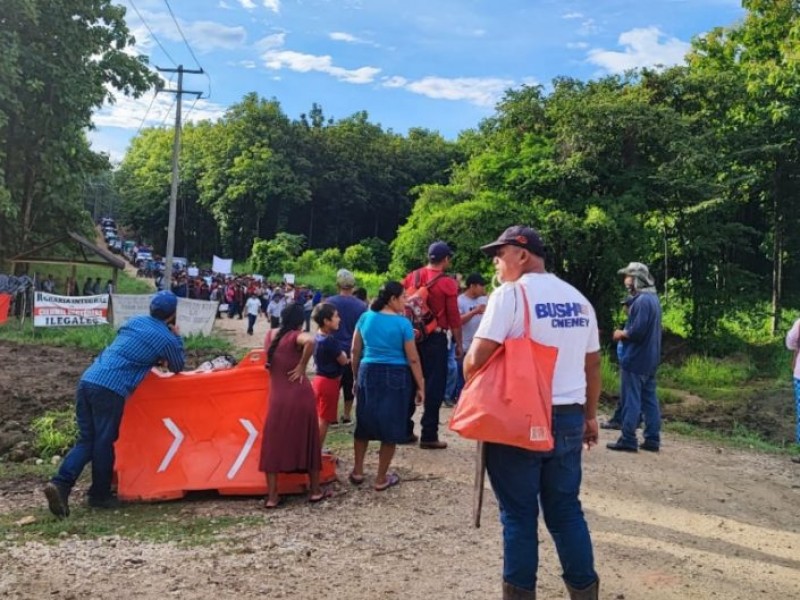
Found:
[664,421,800,455]
[660,355,755,401]
[31,409,77,460]
[0,502,264,546]
[600,353,618,397]
[0,461,57,480]
[0,321,232,356]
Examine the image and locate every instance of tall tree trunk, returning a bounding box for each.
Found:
[771,165,784,335]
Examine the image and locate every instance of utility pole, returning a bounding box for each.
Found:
[156,65,203,279]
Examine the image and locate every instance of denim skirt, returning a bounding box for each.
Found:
[355,363,414,444]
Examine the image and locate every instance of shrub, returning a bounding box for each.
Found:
[360,237,392,272]
[293,249,319,274]
[319,247,343,268]
[31,409,78,459]
[343,243,377,272]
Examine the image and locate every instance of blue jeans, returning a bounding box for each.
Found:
[486,413,597,591]
[619,369,660,448]
[416,331,448,442]
[52,382,126,500]
[793,378,800,444]
[445,342,457,401]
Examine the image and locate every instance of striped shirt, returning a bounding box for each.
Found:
[81,315,185,398]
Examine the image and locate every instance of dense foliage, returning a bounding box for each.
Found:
[393,0,800,339]
[0,0,155,260]
[115,97,463,260]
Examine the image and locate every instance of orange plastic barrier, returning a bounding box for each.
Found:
[115,349,337,501]
[0,294,10,325]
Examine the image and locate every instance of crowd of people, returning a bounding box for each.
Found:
[55,224,784,600]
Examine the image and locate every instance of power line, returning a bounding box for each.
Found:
[128,0,178,67]
[136,92,158,135]
[163,0,203,72]
[183,96,200,125]
[160,96,177,128]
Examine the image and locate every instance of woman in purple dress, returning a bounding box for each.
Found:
[259,303,328,508]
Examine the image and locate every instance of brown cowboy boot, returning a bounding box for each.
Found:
[565,578,599,600]
[503,580,536,599]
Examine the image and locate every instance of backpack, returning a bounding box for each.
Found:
[405,269,445,343]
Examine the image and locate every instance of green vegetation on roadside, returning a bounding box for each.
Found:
[664,421,800,456]
[0,322,232,356]
[0,503,264,546]
[31,410,77,459]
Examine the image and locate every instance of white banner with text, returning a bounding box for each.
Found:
[33,293,109,327]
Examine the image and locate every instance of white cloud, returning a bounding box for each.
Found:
[381,76,408,88]
[218,0,232,8]
[129,9,247,53]
[263,49,380,83]
[389,76,514,107]
[567,42,589,50]
[238,0,257,8]
[262,0,280,12]
[228,59,257,69]
[579,18,599,36]
[562,12,584,19]
[330,32,359,43]
[329,31,380,47]
[256,33,286,50]
[260,35,380,84]
[587,27,690,73]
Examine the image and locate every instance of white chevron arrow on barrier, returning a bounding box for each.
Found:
[157,418,184,473]
[227,418,258,480]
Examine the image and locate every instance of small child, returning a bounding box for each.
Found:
[312,303,349,446]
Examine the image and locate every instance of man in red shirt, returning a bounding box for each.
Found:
[403,241,463,449]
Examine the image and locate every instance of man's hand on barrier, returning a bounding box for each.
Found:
[583,418,598,450]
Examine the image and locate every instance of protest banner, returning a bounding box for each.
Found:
[212,255,233,275]
[176,298,217,336]
[112,294,217,336]
[33,292,109,327]
[112,294,153,329]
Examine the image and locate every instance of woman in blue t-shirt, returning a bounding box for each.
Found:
[350,281,425,491]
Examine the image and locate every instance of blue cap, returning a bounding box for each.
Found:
[150,290,178,316]
[428,241,453,261]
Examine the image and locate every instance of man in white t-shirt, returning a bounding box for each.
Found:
[450,273,488,404]
[245,292,262,336]
[465,225,601,600]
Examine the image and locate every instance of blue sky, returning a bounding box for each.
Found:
[91,0,746,161]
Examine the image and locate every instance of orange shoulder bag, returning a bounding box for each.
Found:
[449,284,558,452]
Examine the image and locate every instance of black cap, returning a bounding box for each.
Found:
[465,273,486,286]
[480,226,546,258]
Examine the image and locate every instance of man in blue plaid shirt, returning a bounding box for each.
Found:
[44,291,185,517]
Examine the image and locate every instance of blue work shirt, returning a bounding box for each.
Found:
[81,315,185,398]
[328,294,367,356]
[620,292,662,376]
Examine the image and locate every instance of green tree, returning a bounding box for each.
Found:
[0,0,155,260]
[343,243,377,273]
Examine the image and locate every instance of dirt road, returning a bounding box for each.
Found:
[1,337,799,599]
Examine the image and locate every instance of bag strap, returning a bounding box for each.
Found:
[516,283,532,338]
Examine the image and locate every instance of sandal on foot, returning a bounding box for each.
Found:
[309,488,335,503]
[374,472,400,492]
[263,497,283,509]
[348,472,365,485]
